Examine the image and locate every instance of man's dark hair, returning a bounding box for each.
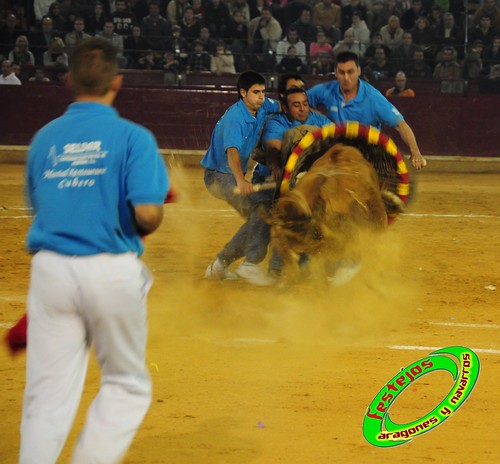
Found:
[71,37,118,97]
[277,73,304,97]
[282,87,308,109]
[335,51,360,68]
[236,71,265,98]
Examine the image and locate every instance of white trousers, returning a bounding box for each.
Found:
[20,251,153,464]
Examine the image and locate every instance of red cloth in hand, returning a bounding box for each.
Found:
[164,188,177,203]
[5,313,27,355]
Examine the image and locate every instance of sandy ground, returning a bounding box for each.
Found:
[0,159,499,463]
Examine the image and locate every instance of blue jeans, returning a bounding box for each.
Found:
[204,169,273,265]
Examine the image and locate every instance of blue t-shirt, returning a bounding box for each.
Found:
[253,111,331,179]
[200,97,280,174]
[26,102,169,256]
[307,79,404,129]
[262,111,332,143]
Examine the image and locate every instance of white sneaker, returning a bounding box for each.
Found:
[204,264,238,280]
[327,260,361,287]
[236,262,275,286]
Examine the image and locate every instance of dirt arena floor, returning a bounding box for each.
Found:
[1,156,499,463]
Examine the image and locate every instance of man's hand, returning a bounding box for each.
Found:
[396,121,427,170]
[236,178,254,196]
[410,150,427,169]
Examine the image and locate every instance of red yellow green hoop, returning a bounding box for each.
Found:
[280,122,410,219]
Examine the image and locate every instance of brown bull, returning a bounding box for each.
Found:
[270,143,388,280]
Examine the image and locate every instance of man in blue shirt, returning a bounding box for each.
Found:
[201,71,280,285]
[263,87,332,176]
[20,38,169,464]
[307,51,427,170]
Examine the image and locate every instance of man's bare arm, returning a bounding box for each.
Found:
[227,147,253,195]
[396,120,427,169]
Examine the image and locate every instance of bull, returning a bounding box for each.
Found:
[266,123,410,284]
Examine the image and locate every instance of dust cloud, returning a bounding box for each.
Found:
[149,162,421,349]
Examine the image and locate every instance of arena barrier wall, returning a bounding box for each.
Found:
[1,83,498,157]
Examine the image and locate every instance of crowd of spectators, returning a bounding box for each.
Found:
[1,0,500,87]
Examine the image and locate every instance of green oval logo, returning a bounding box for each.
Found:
[363,346,480,447]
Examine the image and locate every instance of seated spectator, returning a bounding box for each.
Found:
[472,0,500,29]
[309,28,334,64]
[48,2,68,33]
[275,45,308,74]
[479,59,500,93]
[58,0,78,30]
[385,71,415,96]
[435,12,465,60]
[313,0,341,45]
[364,46,395,81]
[341,0,367,34]
[400,0,426,31]
[388,31,415,70]
[350,11,371,49]
[198,26,218,55]
[210,40,236,74]
[223,9,248,71]
[464,40,484,78]
[0,14,23,58]
[276,26,307,67]
[98,20,127,67]
[167,0,191,27]
[482,35,500,75]
[247,6,282,72]
[51,63,68,83]
[186,39,211,71]
[433,45,463,93]
[112,0,137,36]
[371,0,403,37]
[268,0,284,28]
[291,8,317,51]
[163,50,184,84]
[427,5,443,31]
[181,6,202,41]
[0,59,21,85]
[410,16,437,61]
[192,0,206,26]
[404,47,433,78]
[281,0,308,31]
[380,15,404,52]
[140,0,170,50]
[124,24,149,69]
[364,32,392,65]
[43,36,69,67]
[310,51,335,75]
[137,48,162,69]
[333,27,365,58]
[165,25,189,64]
[64,17,91,58]
[11,62,25,82]
[86,1,106,35]
[470,15,499,47]
[205,0,231,38]
[230,0,252,25]
[8,35,35,66]
[28,67,51,82]
[30,16,57,65]
[489,63,500,78]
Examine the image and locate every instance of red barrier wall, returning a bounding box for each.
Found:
[1,83,499,157]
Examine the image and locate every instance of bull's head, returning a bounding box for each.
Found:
[270,176,327,270]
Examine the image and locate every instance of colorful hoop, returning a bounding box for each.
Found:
[280,122,411,220]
